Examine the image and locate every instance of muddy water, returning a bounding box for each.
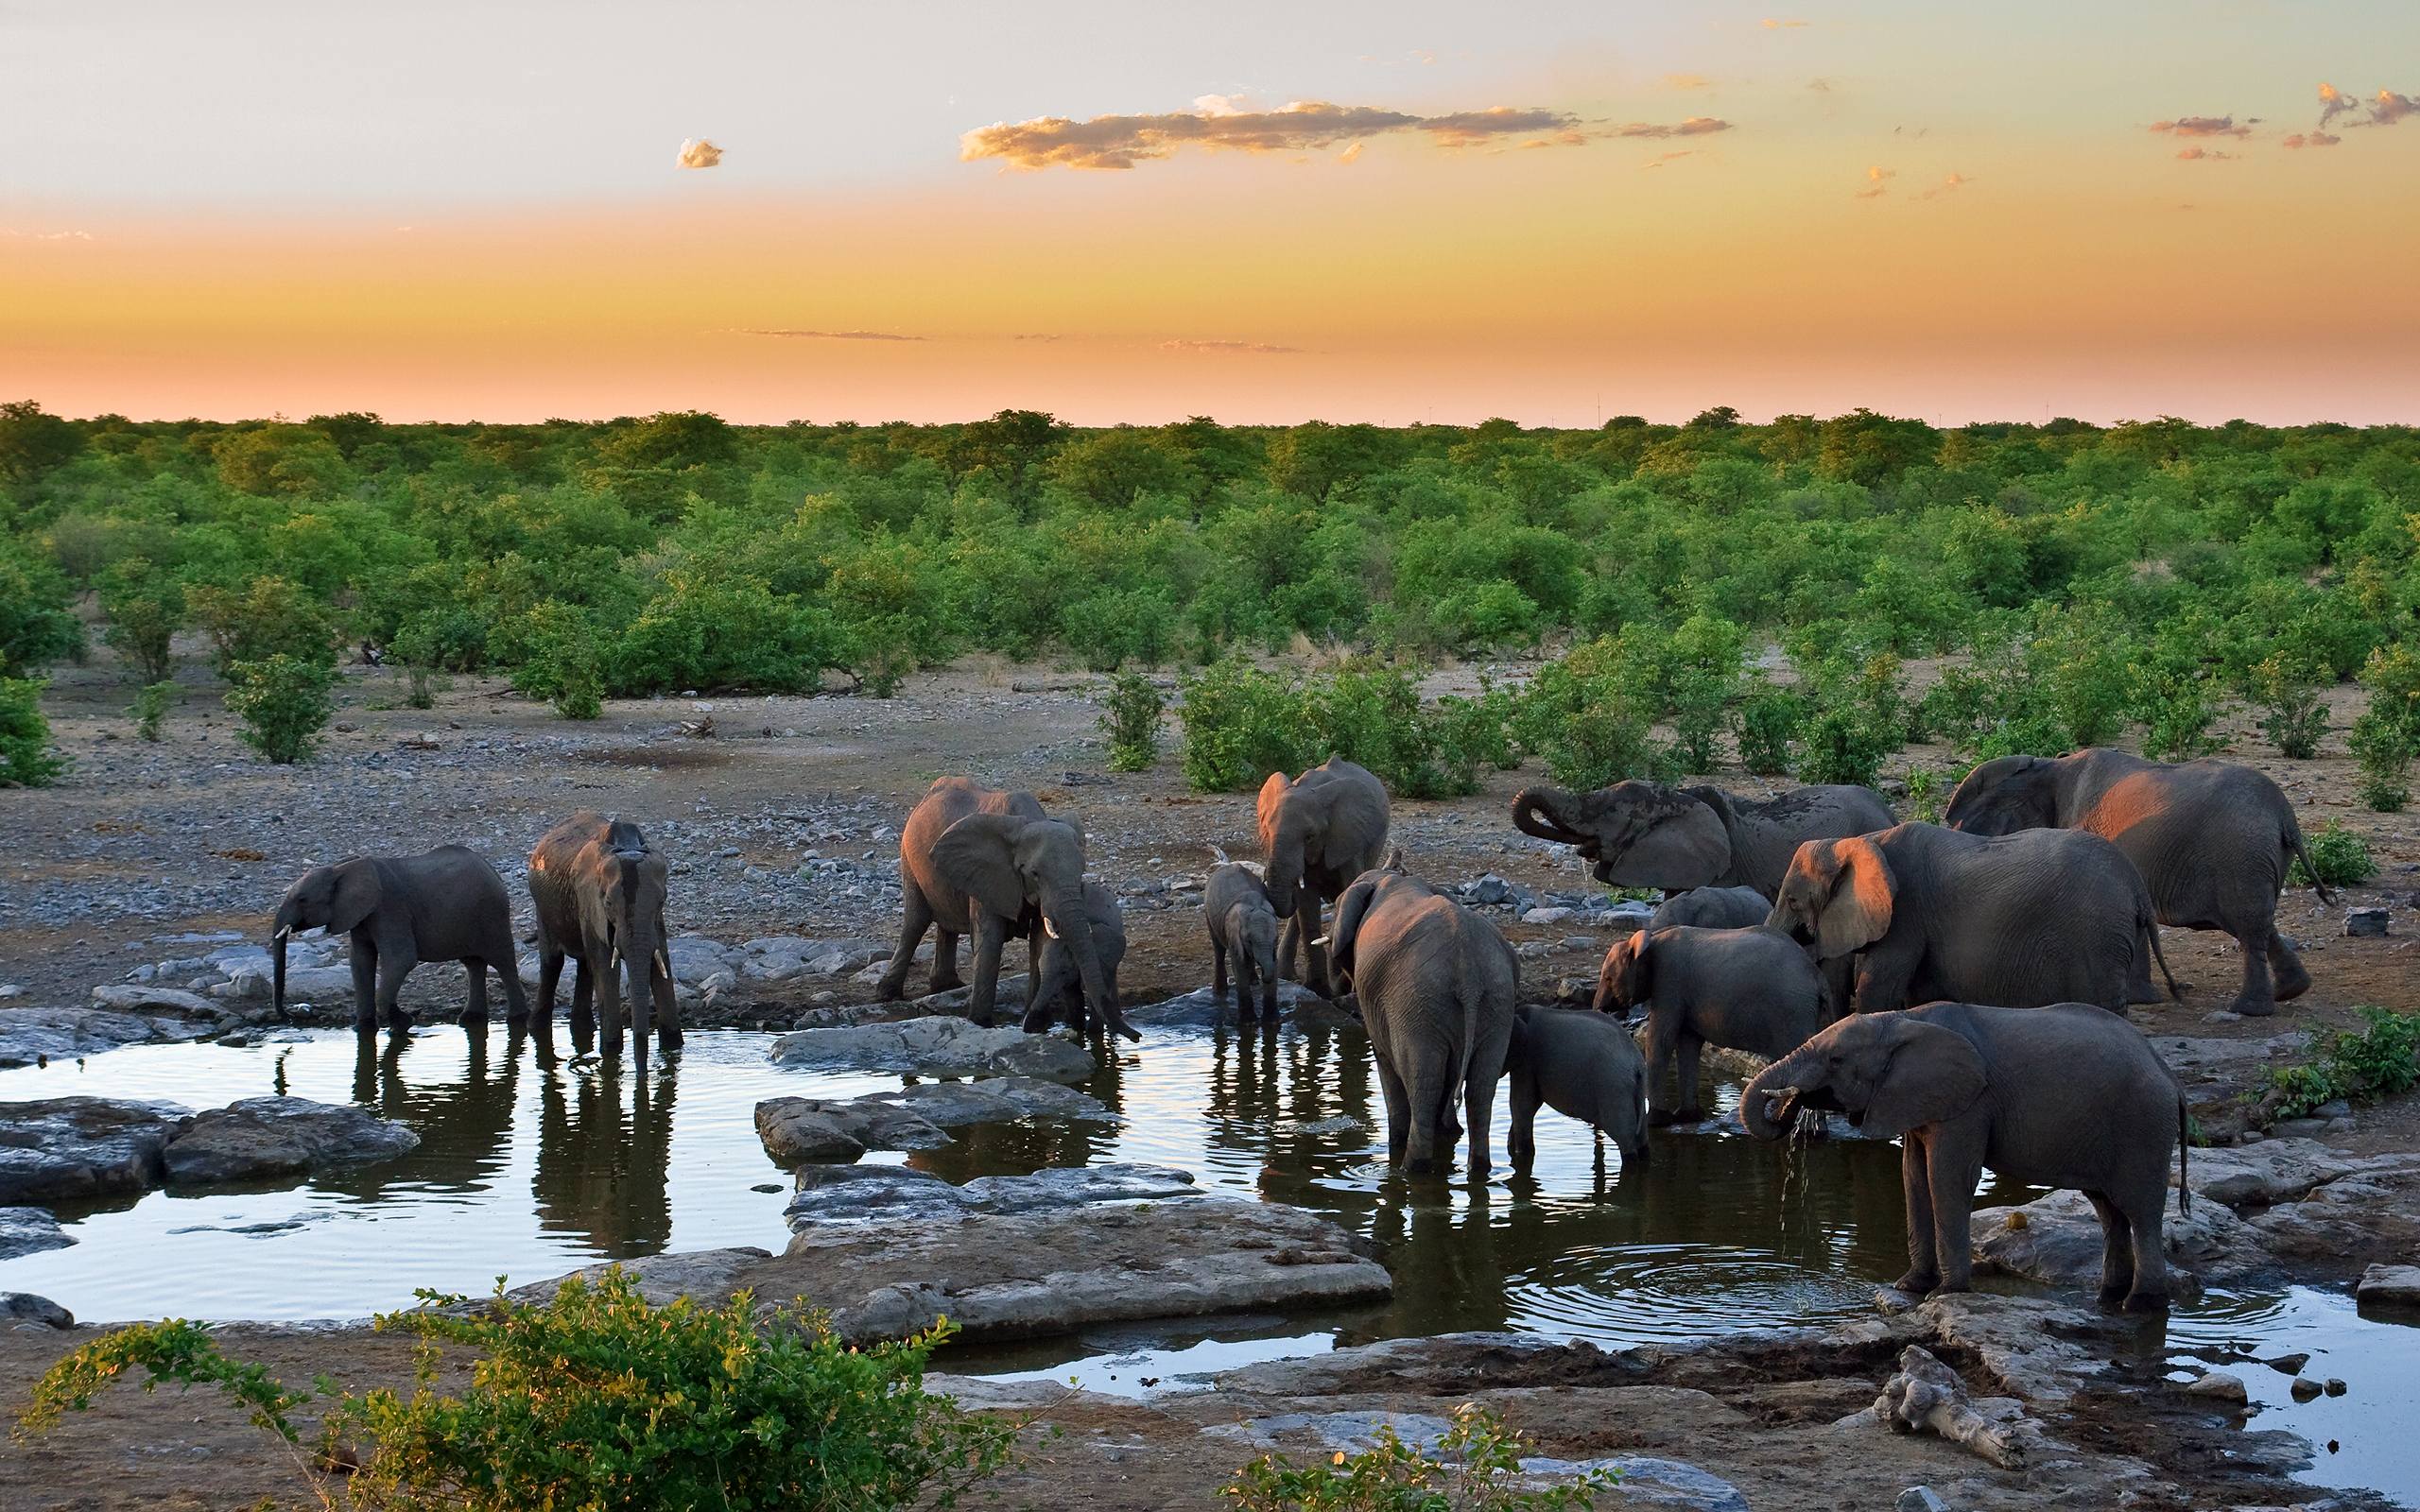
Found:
[1,1022,2412,1503]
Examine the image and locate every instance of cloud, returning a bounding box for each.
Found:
[1762,18,1810,28]
[1665,74,1714,90]
[1608,116,1732,139]
[1158,338,1302,354]
[2365,89,2418,126]
[677,137,723,169]
[734,328,925,341]
[2,228,94,241]
[2283,130,2341,149]
[1338,141,1365,164]
[1915,171,1969,199]
[2148,115,2251,138]
[2317,81,2357,129]
[1642,150,1695,170]
[960,98,1583,169]
[1854,164,1894,198]
[1806,77,1833,93]
[2173,146,2237,161]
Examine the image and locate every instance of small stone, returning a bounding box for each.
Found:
[1519,906,1575,925]
[2265,1351,2310,1375]
[0,1293,73,1330]
[2311,1099,2352,1119]
[1896,1490,1951,1512]
[2290,1377,2324,1401]
[2325,1378,2347,1397]
[2344,907,2390,937]
[2182,1370,2248,1405]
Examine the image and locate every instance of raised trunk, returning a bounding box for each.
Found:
[1510,786,1587,847]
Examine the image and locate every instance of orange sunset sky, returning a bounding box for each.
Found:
[5,2,2418,427]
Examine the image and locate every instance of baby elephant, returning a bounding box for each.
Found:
[1507,1005,1650,1176]
[1595,924,1830,1125]
[1649,885,1771,931]
[1027,880,1126,1037]
[1206,862,1282,1019]
[270,846,528,1035]
[1743,1001,2191,1311]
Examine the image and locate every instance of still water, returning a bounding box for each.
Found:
[1,1022,2411,1503]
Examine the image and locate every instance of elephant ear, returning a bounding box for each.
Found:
[1817,837,1895,959]
[1616,929,1656,1004]
[1601,791,1730,889]
[1256,770,1293,845]
[327,858,383,935]
[931,813,1032,922]
[1326,875,1380,979]
[1861,1018,1989,1138]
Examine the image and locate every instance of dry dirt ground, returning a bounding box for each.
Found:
[2,649,2418,1510]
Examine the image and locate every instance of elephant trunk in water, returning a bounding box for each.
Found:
[621,912,661,1050]
[271,925,290,1017]
[1740,1051,1812,1141]
[1046,887,1135,1041]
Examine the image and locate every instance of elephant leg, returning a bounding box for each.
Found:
[1644,1009,1683,1125]
[1508,1066,1540,1177]
[1926,1135,1984,1294]
[1852,946,1919,1017]
[1374,1054,1411,1166]
[1301,897,1335,999]
[495,948,531,1026]
[932,928,966,994]
[1277,915,1302,984]
[2125,936,2162,1005]
[375,951,415,1034]
[876,886,934,1001]
[1893,1138,1941,1297]
[1673,1032,1704,1124]
[966,914,1008,1029]
[349,940,379,1034]
[460,960,490,1029]
[1463,1058,1495,1180]
[2118,1187,2171,1313]
[569,960,596,1056]
[2084,1191,2135,1306]
[2265,926,2311,1005]
[1213,940,1230,999]
[2227,927,2279,1017]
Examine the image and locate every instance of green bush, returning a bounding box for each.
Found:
[2249,652,2328,760]
[1099,672,1166,772]
[1733,682,1803,776]
[1180,658,1312,792]
[2264,1007,2420,1118]
[18,1267,1018,1512]
[613,576,848,696]
[1792,652,1908,787]
[1222,1400,1614,1512]
[1063,587,1178,672]
[2290,821,2375,889]
[2350,709,2412,812]
[129,680,173,743]
[0,545,84,678]
[224,654,337,765]
[188,576,337,679]
[97,557,185,685]
[1539,686,1671,790]
[0,678,65,787]
[511,601,605,719]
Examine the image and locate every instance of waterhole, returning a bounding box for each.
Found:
[1,1023,2411,1503]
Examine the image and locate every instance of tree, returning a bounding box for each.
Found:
[97,557,185,683]
[0,401,83,482]
[212,424,353,497]
[0,545,83,677]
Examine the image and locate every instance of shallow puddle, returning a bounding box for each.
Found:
[2,1022,2411,1503]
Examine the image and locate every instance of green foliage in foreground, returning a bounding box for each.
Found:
[130,679,173,742]
[2265,1008,2420,1119]
[1222,1401,1616,1512]
[2290,821,2377,889]
[0,677,65,786]
[17,1267,1021,1512]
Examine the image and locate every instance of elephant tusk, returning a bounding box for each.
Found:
[654,948,670,978]
[272,925,292,942]
[1309,935,1331,949]
[1043,916,1061,940]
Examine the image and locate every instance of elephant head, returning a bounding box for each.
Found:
[271,858,381,1015]
[1259,768,1342,917]
[583,826,671,1047]
[1740,1011,1988,1141]
[1510,782,1731,889]
[1322,851,1410,993]
[1943,755,2061,836]
[1591,928,1654,1015]
[932,812,1133,1040]
[1767,836,1895,961]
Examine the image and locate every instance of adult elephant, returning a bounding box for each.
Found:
[1327,864,1516,1177]
[1945,749,2333,1017]
[271,846,527,1036]
[1260,757,1390,998]
[1742,1002,2191,1312]
[529,814,680,1061]
[1767,823,2177,1016]
[1512,781,1895,898]
[875,778,1134,1041]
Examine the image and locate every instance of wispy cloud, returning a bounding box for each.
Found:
[1762,17,1810,28]
[1854,165,1894,198]
[2362,89,2418,127]
[1642,150,1695,170]
[1806,77,1834,93]
[1608,116,1732,139]
[2173,146,2238,161]
[1338,141,1366,165]
[733,328,925,341]
[960,98,1583,170]
[2149,115,2252,138]
[1,228,94,241]
[1914,171,1969,199]
[1158,338,1303,355]
[2283,130,2341,149]
[1665,74,1714,90]
[676,138,723,169]
[2318,82,2358,129]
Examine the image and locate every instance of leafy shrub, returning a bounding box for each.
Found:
[1792,652,1909,787]
[1063,587,1177,672]
[130,680,173,742]
[2264,1008,2420,1118]
[1733,682,1803,776]
[188,576,337,679]
[613,576,848,696]
[224,654,337,765]
[0,678,65,787]
[18,1267,1018,1512]
[2249,652,2328,760]
[0,545,84,678]
[1663,613,1748,772]
[2290,821,2375,889]
[510,601,605,720]
[1903,765,1946,825]
[1304,663,1480,799]
[1181,659,1312,792]
[1222,1400,1614,1512]
[1539,686,1671,790]
[2349,710,2411,812]
[97,557,185,684]
[1099,672,1166,772]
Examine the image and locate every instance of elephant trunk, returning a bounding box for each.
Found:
[271,924,291,1017]
[1264,820,1306,920]
[1511,786,1588,848]
[1740,1054,1810,1143]
[1049,892,1133,1042]
[623,931,657,1048]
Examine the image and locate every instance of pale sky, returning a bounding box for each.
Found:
[5,1,2418,425]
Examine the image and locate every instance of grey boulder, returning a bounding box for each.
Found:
[0,1097,187,1203]
[161,1097,420,1187]
[0,1006,174,1067]
[0,1206,71,1261]
[768,1016,1095,1082]
[1,1293,73,1330]
[785,1161,1196,1228]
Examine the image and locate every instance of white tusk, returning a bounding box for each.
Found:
[1309,935,1332,949]
[654,949,670,977]
[272,925,292,942]
[1043,916,1061,939]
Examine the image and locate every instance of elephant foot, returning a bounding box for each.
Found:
[2097,1281,2131,1308]
[2122,1290,2170,1314]
[873,974,908,1003]
[386,1008,415,1031]
[657,1027,684,1053]
[928,973,966,996]
[1891,1270,1941,1297]
[2273,956,2313,1003]
[2228,995,2278,1018]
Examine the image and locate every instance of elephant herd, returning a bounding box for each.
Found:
[265,743,2337,1311]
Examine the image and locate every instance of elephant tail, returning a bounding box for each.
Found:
[2139,902,2182,1002]
[2176,1095,2192,1220]
[2284,822,2337,906]
[1437,950,1488,1145]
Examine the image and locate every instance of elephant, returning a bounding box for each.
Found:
[1765,823,2177,1017]
[1648,885,1772,931]
[528,813,681,1061]
[1593,923,1831,1124]
[1506,1004,1650,1176]
[1741,1001,2191,1311]
[1205,862,1282,1019]
[1512,780,1895,898]
[1026,880,1126,1036]
[1260,756,1391,997]
[271,846,527,1036]
[876,778,1133,1040]
[1327,863,1517,1176]
[1944,749,2335,1017]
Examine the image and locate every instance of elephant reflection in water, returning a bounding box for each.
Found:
[1357,1183,1514,1338]
[328,1025,526,1199]
[534,1058,679,1257]
[897,1050,1125,1187]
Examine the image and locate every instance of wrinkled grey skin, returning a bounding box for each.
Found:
[1945,748,2332,1017]
[1328,863,1517,1177]
[529,813,680,1061]
[1648,885,1772,931]
[1512,781,1895,898]
[1594,923,1830,1124]
[1027,880,1126,1036]
[1260,757,1391,998]
[271,846,527,1037]
[1743,1002,2191,1311]
[1205,863,1282,1019]
[877,778,1133,1040]
[1766,823,2177,1016]
[1506,1004,1649,1176]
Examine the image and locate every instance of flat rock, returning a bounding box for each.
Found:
[768,1016,1095,1082]
[785,1161,1197,1228]
[2182,1370,2248,1404]
[753,1099,875,1163]
[1214,1332,1618,1398]
[2185,1138,2363,1207]
[86,986,216,1016]
[1973,1189,2251,1292]
[873,1076,1115,1129]
[1522,1455,1750,1512]
[666,936,734,985]
[0,1293,73,1330]
[219,962,354,1004]
[2357,1263,2420,1309]
[0,1206,71,1261]
[161,1097,420,1187]
[1123,981,1331,1029]
[0,1006,174,1067]
[0,1097,186,1203]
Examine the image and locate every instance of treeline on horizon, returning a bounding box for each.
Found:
[3,399,2419,804]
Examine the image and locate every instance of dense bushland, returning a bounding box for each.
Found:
[3,403,2416,794]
